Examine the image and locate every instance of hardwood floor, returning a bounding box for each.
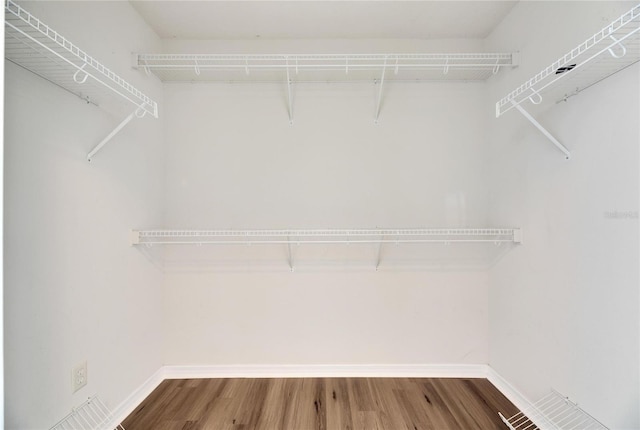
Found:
[123,378,519,430]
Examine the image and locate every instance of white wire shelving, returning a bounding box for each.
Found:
[137,52,516,123]
[498,390,608,430]
[137,53,516,83]
[5,0,158,161]
[132,228,521,245]
[496,3,640,159]
[132,228,522,271]
[50,396,124,430]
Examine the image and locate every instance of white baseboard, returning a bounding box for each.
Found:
[110,364,534,426]
[108,367,166,428]
[486,366,535,418]
[162,363,489,379]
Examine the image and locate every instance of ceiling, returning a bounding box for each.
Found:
[130,1,518,40]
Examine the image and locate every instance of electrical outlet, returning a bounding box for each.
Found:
[72,361,87,393]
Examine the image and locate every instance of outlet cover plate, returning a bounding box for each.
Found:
[72,361,87,393]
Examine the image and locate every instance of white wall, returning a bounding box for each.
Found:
[162,37,486,54]
[486,2,639,429]
[4,2,164,428]
[161,43,493,366]
[163,81,490,228]
[164,272,488,365]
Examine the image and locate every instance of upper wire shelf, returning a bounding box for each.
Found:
[498,389,608,430]
[496,3,640,117]
[5,0,158,118]
[136,53,517,83]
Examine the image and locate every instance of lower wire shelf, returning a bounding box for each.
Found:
[50,396,124,430]
[131,228,522,245]
[498,390,608,430]
[131,228,522,271]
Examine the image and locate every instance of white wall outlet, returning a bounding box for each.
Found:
[72,361,87,393]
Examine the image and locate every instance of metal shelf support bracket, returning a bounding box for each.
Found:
[287,237,294,272]
[87,106,146,162]
[512,102,571,160]
[374,57,388,124]
[375,238,384,271]
[286,62,294,125]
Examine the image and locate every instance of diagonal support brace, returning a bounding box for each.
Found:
[513,102,570,160]
[286,63,294,125]
[287,237,294,272]
[374,57,388,124]
[375,237,384,271]
[87,107,145,162]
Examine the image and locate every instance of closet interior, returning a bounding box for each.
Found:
[4,1,639,429]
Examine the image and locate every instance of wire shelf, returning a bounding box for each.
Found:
[50,396,124,430]
[498,390,608,430]
[132,228,522,271]
[137,53,516,83]
[132,228,522,245]
[496,3,640,117]
[5,0,158,118]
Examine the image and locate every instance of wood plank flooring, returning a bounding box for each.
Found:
[122,378,519,430]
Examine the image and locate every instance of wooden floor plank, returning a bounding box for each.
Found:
[430,378,482,429]
[367,379,410,430]
[418,379,464,429]
[124,379,187,428]
[254,378,287,430]
[325,378,354,430]
[122,377,518,430]
[198,396,234,430]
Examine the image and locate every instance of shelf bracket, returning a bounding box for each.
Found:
[87,106,146,162]
[287,237,294,272]
[512,102,570,160]
[375,237,384,271]
[374,57,388,124]
[286,61,294,125]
